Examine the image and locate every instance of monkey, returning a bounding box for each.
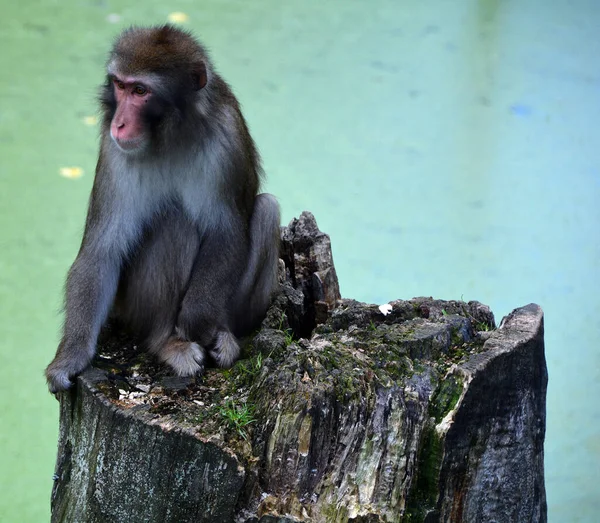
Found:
[45,25,281,393]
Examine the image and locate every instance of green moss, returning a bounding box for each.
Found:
[333,371,365,403]
[321,496,350,522]
[449,346,466,361]
[429,374,463,423]
[404,425,444,522]
[450,328,464,347]
[403,373,465,520]
[378,355,413,381]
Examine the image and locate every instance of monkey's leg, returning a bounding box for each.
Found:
[118,214,206,375]
[232,193,281,335]
[173,222,249,371]
[211,194,280,366]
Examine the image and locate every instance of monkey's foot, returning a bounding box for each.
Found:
[210,331,241,368]
[159,338,205,376]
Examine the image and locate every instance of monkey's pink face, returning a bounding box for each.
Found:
[110,76,151,152]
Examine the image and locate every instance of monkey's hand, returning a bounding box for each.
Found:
[45,352,89,393]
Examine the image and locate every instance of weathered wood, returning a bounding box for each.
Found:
[52,369,245,523]
[50,213,547,523]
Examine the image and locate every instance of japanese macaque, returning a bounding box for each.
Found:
[45,25,280,393]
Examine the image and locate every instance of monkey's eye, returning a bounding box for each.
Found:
[114,79,125,90]
[133,85,147,96]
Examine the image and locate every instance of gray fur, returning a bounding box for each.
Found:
[233,193,281,335]
[45,26,280,393]
[210,331,241,369]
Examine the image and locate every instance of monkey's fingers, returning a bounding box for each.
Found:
[45,366,74,394]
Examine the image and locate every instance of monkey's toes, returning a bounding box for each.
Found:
[210,330,241,369]
[160,339,206,376]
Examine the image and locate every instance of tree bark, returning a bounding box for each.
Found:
[50,213,547,523]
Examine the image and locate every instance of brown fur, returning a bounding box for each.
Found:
[45,26,280,393]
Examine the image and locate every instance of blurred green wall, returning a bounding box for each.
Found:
[0,1,598,521]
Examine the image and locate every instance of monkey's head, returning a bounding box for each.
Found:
[101,25,210,154]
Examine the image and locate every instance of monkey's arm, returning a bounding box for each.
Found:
[45,172,131,393]
[45,253,121,392]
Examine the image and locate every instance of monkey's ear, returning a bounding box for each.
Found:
[192,62,208,91]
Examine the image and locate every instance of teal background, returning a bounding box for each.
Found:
[1,1,598,521]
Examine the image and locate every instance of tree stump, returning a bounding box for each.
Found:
[50,213,547,523]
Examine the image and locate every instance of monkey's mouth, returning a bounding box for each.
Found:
[111,135,145,153]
